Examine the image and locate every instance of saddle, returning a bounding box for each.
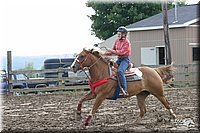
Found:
[110,62,143,81]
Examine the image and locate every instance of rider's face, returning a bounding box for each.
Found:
[117,32,125,39]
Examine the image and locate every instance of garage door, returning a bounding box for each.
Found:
[141,47,156,65]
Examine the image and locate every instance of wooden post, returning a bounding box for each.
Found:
[58,68,63,86]
[162,0,172,65]
[7,51,12,92]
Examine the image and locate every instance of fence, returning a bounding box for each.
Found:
[145,63,199,87]
[173,64,199,87]
[8,68,89,95]
[5,51,199,95]
[6,51,89,95]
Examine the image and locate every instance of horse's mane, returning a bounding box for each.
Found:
[89,48,113,64]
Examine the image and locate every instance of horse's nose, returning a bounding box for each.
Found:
[71,65,76,71]
[71,64,80,73]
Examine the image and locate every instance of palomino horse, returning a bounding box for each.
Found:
[71,48,177,126]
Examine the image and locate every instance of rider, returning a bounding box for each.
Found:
[104,26,131,95]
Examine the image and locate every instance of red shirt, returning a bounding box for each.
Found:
[112,37,131,56]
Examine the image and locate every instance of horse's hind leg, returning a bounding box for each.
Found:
[155,94,176,119]
[76,91,95,120]
[135,91,150,124]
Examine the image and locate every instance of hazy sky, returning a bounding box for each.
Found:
[0,0,199,56]
[0,0,101,56]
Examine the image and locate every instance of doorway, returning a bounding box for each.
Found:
[156,46,165,65]
[157,46,165,65]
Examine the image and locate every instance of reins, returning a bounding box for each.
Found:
[88,56,102,70]
[75,53,102,81]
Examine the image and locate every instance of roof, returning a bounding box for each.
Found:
[126,4,200,31]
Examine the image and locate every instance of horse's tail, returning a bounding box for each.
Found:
[154,65,176,84]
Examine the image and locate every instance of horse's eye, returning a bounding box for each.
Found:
[79,55,85,61]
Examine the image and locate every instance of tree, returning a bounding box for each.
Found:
[86,1,184,40]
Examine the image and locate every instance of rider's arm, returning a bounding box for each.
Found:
[115,41,131,56]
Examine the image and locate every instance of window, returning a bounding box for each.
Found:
[12,74,28,80]
[192,47,200,61]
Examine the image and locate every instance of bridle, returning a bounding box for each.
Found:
[71,52,103,80]
[74,52,102,70]
[74,53,90,69]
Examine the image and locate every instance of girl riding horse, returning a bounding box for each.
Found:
[71,48,176,126]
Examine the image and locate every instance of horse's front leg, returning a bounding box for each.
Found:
[76,91,95,120]
[85,94,106,126]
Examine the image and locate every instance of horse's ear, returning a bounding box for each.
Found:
[90,47,99,55]
[83,47,90,53]
[93,51,99,56]
[90,48,94,53]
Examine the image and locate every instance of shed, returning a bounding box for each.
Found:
[100,4,199,66]
[99,4,199,86]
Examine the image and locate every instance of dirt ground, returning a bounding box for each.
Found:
[1,87,199,133]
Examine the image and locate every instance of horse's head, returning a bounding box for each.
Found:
[71,48,101,73]
[155,65,177,84]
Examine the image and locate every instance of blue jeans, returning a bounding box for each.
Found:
[116,56,130,91]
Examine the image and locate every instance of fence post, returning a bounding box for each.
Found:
[184,64,189,86]
[58,68,63,86]
[7,51,12,92]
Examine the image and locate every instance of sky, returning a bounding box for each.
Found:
[0,0,199,57]
[0,0,101,57]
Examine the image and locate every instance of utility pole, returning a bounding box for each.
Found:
[162,0,172,65]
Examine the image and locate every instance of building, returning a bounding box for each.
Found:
[100,4,199,66]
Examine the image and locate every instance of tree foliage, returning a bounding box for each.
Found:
[86,1,184,40]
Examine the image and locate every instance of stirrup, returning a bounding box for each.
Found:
[121,89,128,96]
[124,91,129,96]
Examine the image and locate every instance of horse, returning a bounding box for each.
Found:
[71,48,177,126]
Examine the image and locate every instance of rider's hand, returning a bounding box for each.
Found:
[107,49,118,55]
[104,51,112,56]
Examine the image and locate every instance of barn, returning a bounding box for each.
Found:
[100,4,199,66]
[99,4,199,86]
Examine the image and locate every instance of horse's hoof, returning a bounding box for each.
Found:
[136,117,142,123]
[85,122,89,126]
[172,113,176,119]
[85,115,92,126]
[169,109,176,119]
[75,113,82,121]
[133,121,138,126]
[133,120,139,125]
[134,117,142,125]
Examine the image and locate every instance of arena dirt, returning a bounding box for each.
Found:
[1,87,199,132]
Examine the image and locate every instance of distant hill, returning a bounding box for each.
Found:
[0,54,74,70]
